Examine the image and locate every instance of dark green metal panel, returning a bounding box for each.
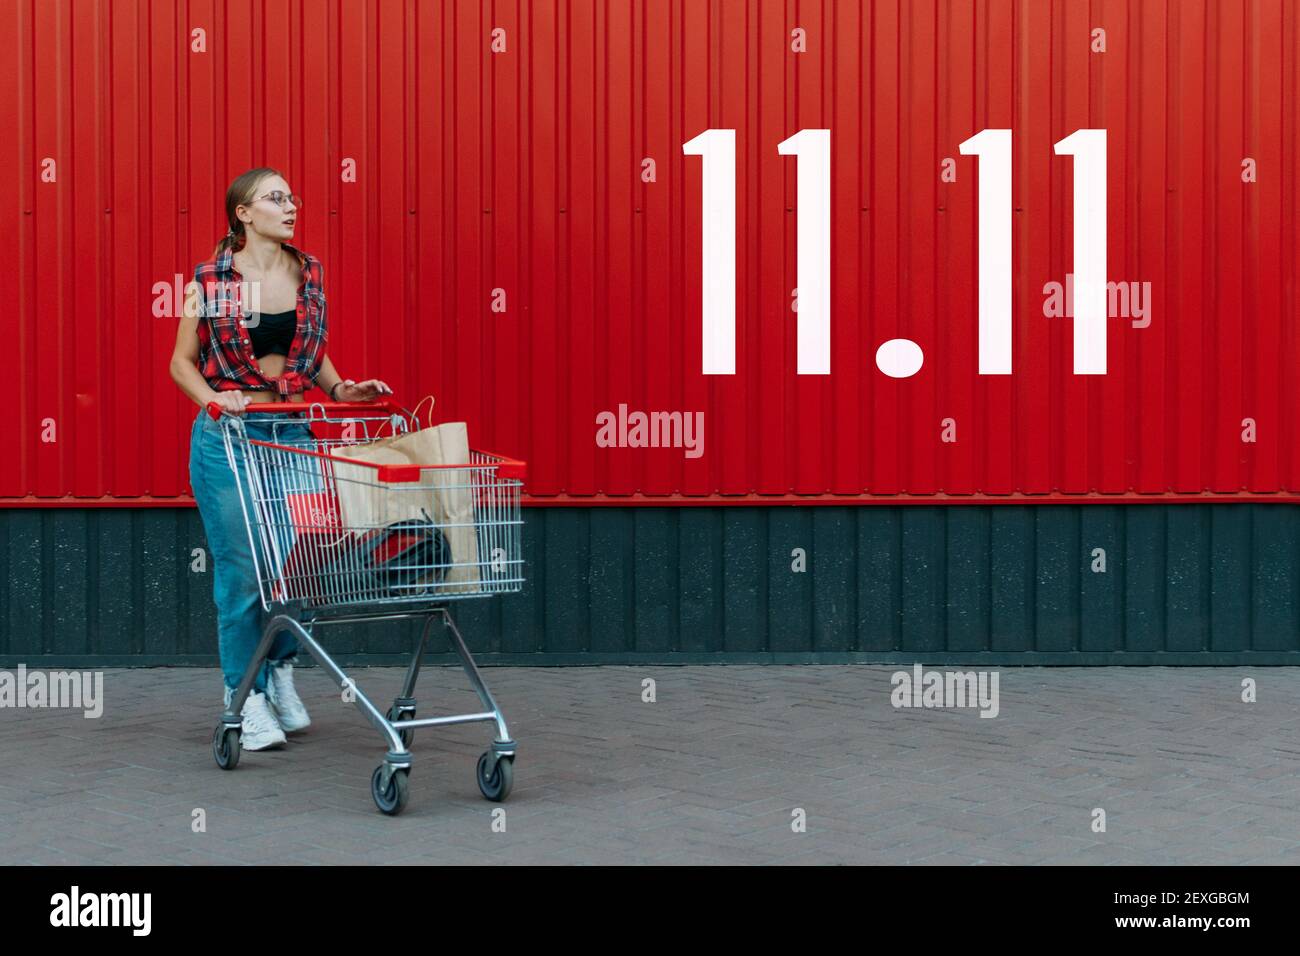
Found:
[945,508,989,654]
[627,510,668,654]
[859,509,902,653]
[1210,507,1252,654]
[1253,506,1300,651]
[588,508,632,655]
[812,508,855,653]
[767,510,811,653]
[2,505,1299,666]
[1170,509,1206,658]
[990,508,1033,653]
[1079,507,1123,653]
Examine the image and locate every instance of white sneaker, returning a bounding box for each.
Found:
[223,686,287,750]
[266,661,311,733]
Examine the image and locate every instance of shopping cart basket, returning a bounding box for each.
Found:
[205,398,526,815]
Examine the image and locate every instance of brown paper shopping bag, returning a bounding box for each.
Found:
[330,400,481,593]
[420,421,480,592]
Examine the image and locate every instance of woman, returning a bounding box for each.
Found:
[170,167,391,750]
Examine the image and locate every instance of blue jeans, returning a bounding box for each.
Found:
[189,409,315,693]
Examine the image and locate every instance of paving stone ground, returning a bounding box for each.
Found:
[1,665,1297,865]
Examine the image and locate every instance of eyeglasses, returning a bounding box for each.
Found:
[247,190,302,211]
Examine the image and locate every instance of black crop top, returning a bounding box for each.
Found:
[245,309,296,358]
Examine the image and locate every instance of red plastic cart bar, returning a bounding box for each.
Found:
[205,398,406,421]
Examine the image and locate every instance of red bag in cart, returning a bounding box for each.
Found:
[274,490,350,601]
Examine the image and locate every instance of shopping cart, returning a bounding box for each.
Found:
[205,398,526,815]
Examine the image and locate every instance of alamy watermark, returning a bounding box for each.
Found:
[151,274,264,320]
[890,664,999,718]
[595,404,704,459]
[1042,273,1151,327]
[49,886,150,936]
[0,665,104,718]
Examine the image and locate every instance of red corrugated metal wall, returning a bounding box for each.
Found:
[3,0,1298,504]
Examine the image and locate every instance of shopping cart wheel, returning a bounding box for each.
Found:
[371,765,410,816]
[386,704,415,748]
[476,752,514,802]
[212,725,241,770]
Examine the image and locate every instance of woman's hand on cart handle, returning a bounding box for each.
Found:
[206,390,251,419]
[332,378,392,403]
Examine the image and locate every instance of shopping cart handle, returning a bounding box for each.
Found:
[205,397,405,421]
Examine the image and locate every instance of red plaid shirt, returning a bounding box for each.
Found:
[191,239,328,397]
